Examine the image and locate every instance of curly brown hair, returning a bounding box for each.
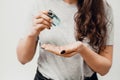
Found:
[74,0,110,53]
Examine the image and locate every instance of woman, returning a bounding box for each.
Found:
[16,0,114,80]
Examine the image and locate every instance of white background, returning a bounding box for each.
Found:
[0,0,120,80]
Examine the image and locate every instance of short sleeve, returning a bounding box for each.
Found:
[105,4,114,45]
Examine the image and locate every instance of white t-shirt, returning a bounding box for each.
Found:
[23,0,114,80]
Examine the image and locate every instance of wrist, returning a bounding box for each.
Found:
[26,30,39,41]
[29,28,40,37]
[76,41,86,53]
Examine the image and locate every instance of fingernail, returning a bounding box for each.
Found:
[61,50,66,54]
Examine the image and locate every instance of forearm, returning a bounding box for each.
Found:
[79,44,112,76]
[16,34,38,64]
[16,10,52,64]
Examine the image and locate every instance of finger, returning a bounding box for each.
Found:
[60,50,66,54]
[60,49,75,54]
[33,19,51,29]
[42,44,59,52]
[41,44,61,55]
[34,24,49,31]
[59,46,76,54]
[59,42,82,54]
[35,18,52,27]
[35,11,48,18]
[41,44,77,57]
[62,52,77,57]
[42,11,49,15]
[41,44,49,49]
[41,44,55,49]
[35,12,52,22]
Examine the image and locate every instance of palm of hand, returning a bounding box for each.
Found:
[41,41,82,57]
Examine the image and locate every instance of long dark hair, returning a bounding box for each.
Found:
[74,0,110,53]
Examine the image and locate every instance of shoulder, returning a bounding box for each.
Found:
[103,0,114,29]
[104,1,114,45]
[103,0,113,20]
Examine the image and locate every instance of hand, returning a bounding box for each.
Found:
[41,41,83,57]
[29,11,52,37]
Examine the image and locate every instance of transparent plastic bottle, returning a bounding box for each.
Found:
[48,10,61,26]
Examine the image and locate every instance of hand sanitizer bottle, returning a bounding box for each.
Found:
[48,10,61,26]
